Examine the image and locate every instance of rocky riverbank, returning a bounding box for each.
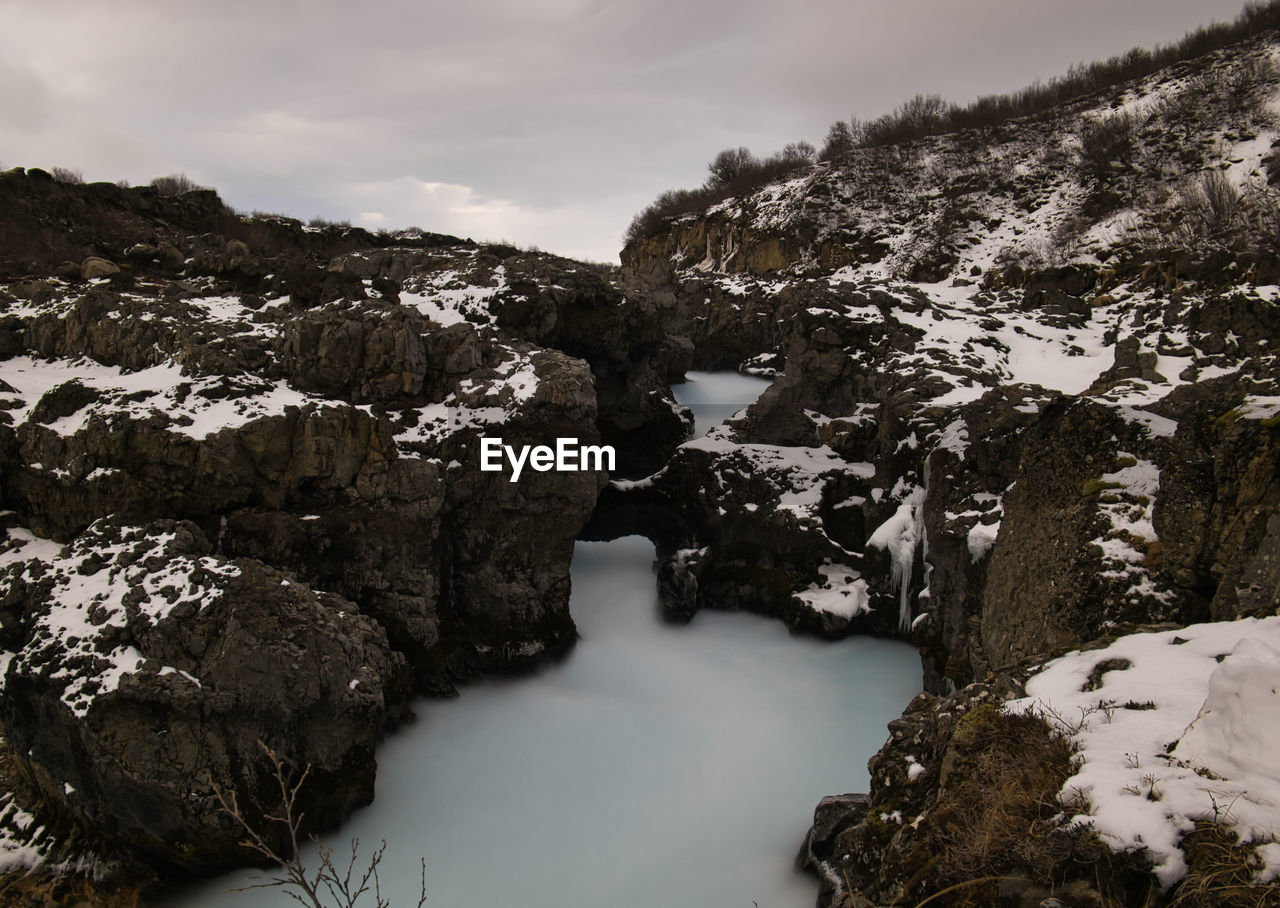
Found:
[607,26,1280,907]
[0,167,686,898]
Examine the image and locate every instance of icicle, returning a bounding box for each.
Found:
[867,486,926,632]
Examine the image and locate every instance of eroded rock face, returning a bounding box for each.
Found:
[0,519,407,874]
[912,385,1053,686]
[978,398,1180,669]
[0,173,674,884]
[602,209,1280,902]
[1154,376,1280,622]
[592,433,902,637]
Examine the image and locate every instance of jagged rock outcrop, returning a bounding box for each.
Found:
[1,307,607,694]
[599,27,1280,905]
[0,170,683,889]
[492,254,689,474]
[0,167,465,286]
[588,433,902,637]
[324,243,689,474]
[0,519,407,876]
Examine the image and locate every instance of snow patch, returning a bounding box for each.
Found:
[3,524,233,718]
[796,564,870,619]
[967,520,1001,563]
[1008,616,1280,887]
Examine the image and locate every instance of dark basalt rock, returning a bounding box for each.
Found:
[1235,512,1280,615]
[1153,375,1280,621]
[795,792,869,871]
[277,301,444,402]
[0,519,409,876]
[0,176,657,887]
[979,397,1178,669]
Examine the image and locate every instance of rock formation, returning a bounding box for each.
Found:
[602,26,1280,907]
[0,168,684,897]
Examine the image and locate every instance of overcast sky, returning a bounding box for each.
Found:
[0,0,1254,262]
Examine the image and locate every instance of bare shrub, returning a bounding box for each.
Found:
[1078,111,1136,179]
[624,142,817,244]
[624,188,702,244]
[820,120,857,161]
[779,140,816,164]
[707,147,756,189]
[1125,173,1280,262]
[860,93,949,146]
[212,743,426,908]
[50,166,83,184]
[150,173,204,195]
[1214,53,1280,121]
[1243,179,1280,237]
[1158,83,1208,139]
[1182,170,1243,233]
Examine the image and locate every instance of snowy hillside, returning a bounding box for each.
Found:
[624,35,1280,286]
[606,21,1280,908]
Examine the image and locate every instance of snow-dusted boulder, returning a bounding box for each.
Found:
[0,519,407,874]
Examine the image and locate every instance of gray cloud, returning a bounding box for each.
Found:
[0,0,1253,261]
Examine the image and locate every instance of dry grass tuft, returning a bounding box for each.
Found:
[926,705,1077,891]
[0,869,144,908]
[1171,822,1277,908]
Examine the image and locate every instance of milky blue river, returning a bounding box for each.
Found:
[178,373,921,908]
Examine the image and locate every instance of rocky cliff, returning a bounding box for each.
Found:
[603,26,1280,908]
[0,168,685,900]
[622,36,1280,288]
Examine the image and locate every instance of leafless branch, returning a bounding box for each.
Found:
[209,741,427,907]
